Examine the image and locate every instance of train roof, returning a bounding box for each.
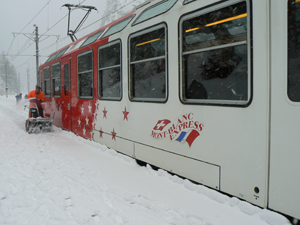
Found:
[43,11,135,64]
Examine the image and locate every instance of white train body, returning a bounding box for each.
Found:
[40,0,300,220]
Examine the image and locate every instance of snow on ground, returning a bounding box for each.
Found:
[0,96,292,225]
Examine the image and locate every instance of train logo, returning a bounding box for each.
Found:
[151,113,204,147]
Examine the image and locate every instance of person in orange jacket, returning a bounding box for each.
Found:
[27,85,46,102]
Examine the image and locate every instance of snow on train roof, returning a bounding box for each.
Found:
[43,0,178,64]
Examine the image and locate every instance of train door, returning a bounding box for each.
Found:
[61,56,72,131]
[269,0,300,220]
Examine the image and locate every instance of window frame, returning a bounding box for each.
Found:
[68,42,80,52]
[179,0,252,107]
[287,0,300,102]
[40,70,43,92]
[102,15,135,39]
[80,29,105,49]
[132,0,178,26]
[43,66,51,97]
[45,53,57,63]
[183,0,196,5]
[98,39,122,101]
[77,50,94,99]
[64,64,70,96]
[53,47,69,60]
[52,62,61,98]
[128,23,168,103]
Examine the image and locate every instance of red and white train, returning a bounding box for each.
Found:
[38,0,300,221]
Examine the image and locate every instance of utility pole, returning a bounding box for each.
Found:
[12,26,60,85]
[27,64,30,94]
[5,63,8,98]
[18,73,21,94]
[34,25,39,85]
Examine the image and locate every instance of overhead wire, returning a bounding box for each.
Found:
[40,0,141,54]
[15,0,87,68]
[15,0,141,68]
[39,0,88,38]
[6,36,16,57]
[78,0,139,34]
[6,0,53,56]
[10,32,35,63]
[40,36,69,53]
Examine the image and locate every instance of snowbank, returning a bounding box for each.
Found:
[0,96,291,225]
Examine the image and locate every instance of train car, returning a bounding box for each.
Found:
[38,0,300,221]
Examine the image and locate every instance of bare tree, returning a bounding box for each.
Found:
[0,53,19,95]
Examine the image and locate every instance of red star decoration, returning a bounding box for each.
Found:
[111,128,117,141]
[103,107,107,119]
[122,107,129,121]
[99,128,103,138]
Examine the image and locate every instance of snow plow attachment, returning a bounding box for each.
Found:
[25,99,54,134]
[25,117,53,133]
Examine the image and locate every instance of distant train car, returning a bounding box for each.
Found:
[39,0,300,221]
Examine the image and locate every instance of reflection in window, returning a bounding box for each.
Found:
[44,66,51,96]
[129,26,167,101]
[131,59,166,99]
[184,45,248,100]
[130,28,165,61]
[81,29,105,48]
[78,51,93,98]
[183,2,247,52]
[98,41,121,100]
[52,63,61,97]
[181,1,249,104]
[288,0,300,102]
[102,16,134,38]
[133,0,177,25]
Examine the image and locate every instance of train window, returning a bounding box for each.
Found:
[40,70,43,91]
[180,1,250,105]
[53,47,69,60]
[64,64,70,96]
[183,0,196,4]
[133,0,177,25]
[102,16,135,39]
[68,42,80,52]
[134,1,151,10]
[77,50,93,99]
[52,62,61,97]
[98,40,121,100]
[45,53,58,63]
[288,0,300,102]
[43,66,51,97]
[129,24,167,102]
[80,29,105,48]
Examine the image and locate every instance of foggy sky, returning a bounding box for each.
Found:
[0,0,108,93]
